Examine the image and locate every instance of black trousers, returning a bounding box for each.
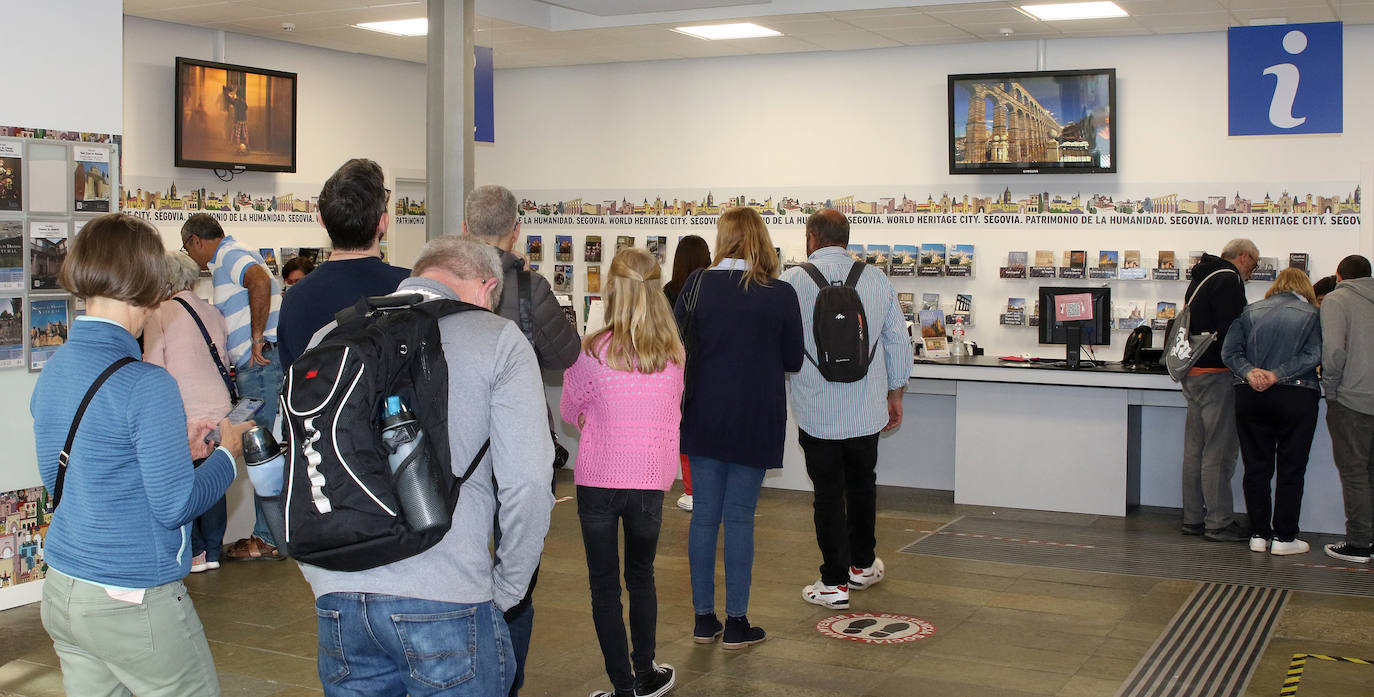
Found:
[1235,384,1320,541]
[798,428,880,587]
[577,486,663,694]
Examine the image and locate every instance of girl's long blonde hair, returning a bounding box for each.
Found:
[713,207,779,288]
[1266,267,1317,305]
[583,247,684,374]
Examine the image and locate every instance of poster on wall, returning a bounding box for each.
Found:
[28,296,68,372]
[0,141,22,211]
[0,222,22,291]
[73,147,111,212]
[29,221,68,290]
[0,486,54,587]
[0,297,22,369]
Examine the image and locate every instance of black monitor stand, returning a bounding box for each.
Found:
[1064,322,1082,370]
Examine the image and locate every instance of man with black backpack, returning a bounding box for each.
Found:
[462,184,579,696]
[290,236,554,697]
[781,209,913,611]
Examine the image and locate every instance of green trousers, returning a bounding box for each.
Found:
[40,570,220,697]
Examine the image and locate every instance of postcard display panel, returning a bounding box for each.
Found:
[0,132,117,601]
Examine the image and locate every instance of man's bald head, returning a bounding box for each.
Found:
[806,209,850,251]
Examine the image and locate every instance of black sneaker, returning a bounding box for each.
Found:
[693,612,723,644]
[1181,523,1205,536]
[1324,542,1372,563]
[634,663,675,697]
[1204,522,1249,543]
[722,616,766,650]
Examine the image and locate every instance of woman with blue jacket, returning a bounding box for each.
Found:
[1221,267,1322,556]
[31,213,249,696]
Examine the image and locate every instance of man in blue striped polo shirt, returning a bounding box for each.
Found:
[781,209,912,611]
[182,212,284,560]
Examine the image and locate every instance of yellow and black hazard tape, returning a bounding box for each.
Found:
[1281,653,1373,696]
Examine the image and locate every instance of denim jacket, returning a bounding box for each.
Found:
[1221,292,1322,391]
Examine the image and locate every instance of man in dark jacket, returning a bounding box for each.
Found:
[1181,239,1258,543]
[462,184,579,697]
[1321,255,1374,563]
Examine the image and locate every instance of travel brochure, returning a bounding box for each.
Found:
[28,296,68,371]
[918,309,948,357]
[1000,297,1026,326]
[584,235,602,262]
[0,141,21,211]
[72,146,111,213]
[28,221,68,291]
[0,222,21,291]
[556,235,573,262]
[553,264,573,293]
[0,296,21,368]
[526,235,543,262]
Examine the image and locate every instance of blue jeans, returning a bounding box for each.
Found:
[190,495,227,562]
[504,601,533,697]
[314,593,513,697]
[687,456,766,618]
[235,344,283,545]
[577,486,663,694]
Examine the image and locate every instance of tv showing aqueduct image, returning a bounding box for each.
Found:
[949,68,1115,175]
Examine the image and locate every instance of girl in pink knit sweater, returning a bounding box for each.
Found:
[561,247,683,697]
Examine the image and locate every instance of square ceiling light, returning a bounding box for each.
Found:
[354,18,429,36]
[1019,2,1128,21]
[672,22,781,40]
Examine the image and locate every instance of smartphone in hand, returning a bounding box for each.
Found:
[205,397,266,445]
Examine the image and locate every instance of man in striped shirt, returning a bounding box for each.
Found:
[182,212,283,560]
[781,209,912,611]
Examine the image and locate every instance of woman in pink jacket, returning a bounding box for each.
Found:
[561,247,683,697]
[142,252,234,573]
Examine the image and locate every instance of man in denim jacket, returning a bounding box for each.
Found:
[1321,255,1374,563]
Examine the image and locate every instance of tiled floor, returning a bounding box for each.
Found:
[2,473,1372,696]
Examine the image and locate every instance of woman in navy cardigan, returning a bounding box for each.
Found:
[31,214,248,696]
[674,208,803,649]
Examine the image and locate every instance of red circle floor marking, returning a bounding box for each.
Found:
[816,612,936,645]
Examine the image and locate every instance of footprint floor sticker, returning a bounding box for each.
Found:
[816,613,936,644]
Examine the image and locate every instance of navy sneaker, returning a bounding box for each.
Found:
[722,616,766,650]
[693,612,723,644]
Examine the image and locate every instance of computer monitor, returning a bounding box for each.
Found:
[1038,286,1112,346]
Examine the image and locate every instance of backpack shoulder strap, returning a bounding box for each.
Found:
[517,270,534,342]
[170,296,239,402]
[459,439,490,483]
[842,260,867,288]
[54,356,137,509]
[799,262,831,289]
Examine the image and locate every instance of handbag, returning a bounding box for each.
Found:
[53,357,137,508]
[1164,268,1239,382]
[679,270,707,405]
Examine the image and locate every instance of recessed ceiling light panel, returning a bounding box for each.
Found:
[1019,2,1129,21]
[672,22,781,40]
[354,18,429,37]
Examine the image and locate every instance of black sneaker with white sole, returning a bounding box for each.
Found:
[635,663,675,697]
[1324,542,1372,563]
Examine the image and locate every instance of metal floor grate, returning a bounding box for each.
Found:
[899,516,1374,597]
[1116,583,1287,697]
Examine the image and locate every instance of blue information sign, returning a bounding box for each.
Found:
[1228,22,1342,136]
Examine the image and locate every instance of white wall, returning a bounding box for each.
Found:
[122,16,430,262]
[0,0,122,493]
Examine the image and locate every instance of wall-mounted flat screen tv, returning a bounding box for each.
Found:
[175,57,297,173]
[949,68,1115,175]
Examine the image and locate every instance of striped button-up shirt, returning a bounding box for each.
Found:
[208,236,281,367]
[781,245,913,440]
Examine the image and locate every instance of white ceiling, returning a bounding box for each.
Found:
[123,0,1374,69]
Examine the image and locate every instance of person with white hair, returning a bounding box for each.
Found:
[1180,238,1260,543]
[295,235,554,697]
[142,250,237,573]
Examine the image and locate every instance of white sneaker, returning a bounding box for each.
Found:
[190,552,208,573]
[677,494,693,511]
[849,558,885,590]
[1249,536,1269,553]
[206,560,221,570]
[802,579,849,609]
[1271,538,1310,556]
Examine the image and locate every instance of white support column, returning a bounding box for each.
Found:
[426,0,475,241]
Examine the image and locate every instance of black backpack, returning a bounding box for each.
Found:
[799,261,878,383]
[279,292,488,572]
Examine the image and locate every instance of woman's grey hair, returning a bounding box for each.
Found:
[1220,238,1259,262]
[412,235,504,302]
[164,251,202,293]
[464,185,518,240]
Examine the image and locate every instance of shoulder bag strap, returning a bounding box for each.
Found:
[1184,268,1239,307]
[171,296,239,402]
[685,269,706,314]
[517,270,534,342]
[54,357,137,509]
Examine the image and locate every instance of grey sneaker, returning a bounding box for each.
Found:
[1204,522,1249,543]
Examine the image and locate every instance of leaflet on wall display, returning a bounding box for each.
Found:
[898,292,915,321]
[1251,256,1279,281]
[0,296,22,368]
[615,236,633,253]
[586,265,601,293]
[556,235,573,262]
[73,147,111,212]
[28,296,68,371]
[553,264,572,292]
[1001,298,1026,326]
[0,222,22,291]
[1288,252,1310,275]
[526,235,543,262]
[584,235,602,262]
[866,244,891,273]
[0,141,22,211]
[918,244,946,277]
[891,245,917,277]
[0,486,54,586]
[647,235,667,265]
[29,221,68,290]
[946,244,974,277]
[847,244,864,263]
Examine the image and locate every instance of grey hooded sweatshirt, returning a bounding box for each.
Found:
[1321,277,1374,415]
